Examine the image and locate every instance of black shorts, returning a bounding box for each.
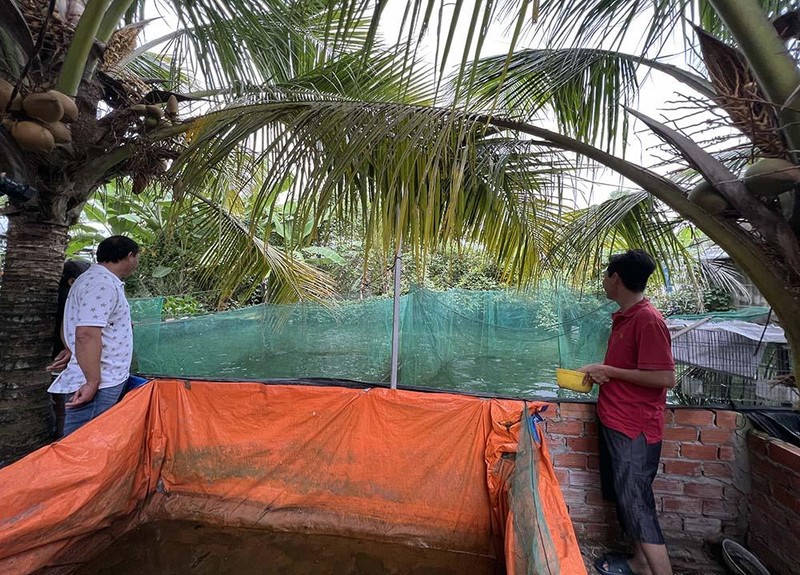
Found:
[599,422,665,545]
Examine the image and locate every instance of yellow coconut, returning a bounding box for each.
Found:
[12,120,55,152]
[49,90,78,122]
[688,180,731,214]
[22,92,64,123]
[743,158,800,197]
[45,121,72,144]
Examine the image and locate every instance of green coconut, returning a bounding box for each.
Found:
[688,180,731,214]
[45,121,72,144]
[12,120,55,152]
[743,158,800,197]
[22,92,64,123]
[49,90,78,123]
[166,95,179,116]
[145,104,163,119]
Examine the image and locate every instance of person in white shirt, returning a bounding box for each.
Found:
[46,236,139,436]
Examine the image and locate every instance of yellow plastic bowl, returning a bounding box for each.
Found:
[556,368,593,393]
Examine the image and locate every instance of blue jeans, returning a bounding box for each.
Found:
[63,382,125,437]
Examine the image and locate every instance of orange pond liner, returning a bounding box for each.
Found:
[0,379,583,574]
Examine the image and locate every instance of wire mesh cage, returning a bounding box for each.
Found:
[669,319,796,407]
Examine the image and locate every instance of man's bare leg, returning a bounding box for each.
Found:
[627,542,672,575]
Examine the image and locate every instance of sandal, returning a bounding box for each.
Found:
[594,553,637,575]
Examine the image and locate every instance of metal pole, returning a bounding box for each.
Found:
[390,240,402,390]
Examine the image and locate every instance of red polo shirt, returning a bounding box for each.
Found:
[597,298,674,444]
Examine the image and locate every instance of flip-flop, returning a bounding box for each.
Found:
[594,553,637,575]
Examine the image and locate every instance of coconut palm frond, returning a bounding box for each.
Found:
[189,192,337,304]
[171,94,577,285]
[533,0,797,54]
[462,48,640,151]
[156,0,375,92]
[544,190,694,288]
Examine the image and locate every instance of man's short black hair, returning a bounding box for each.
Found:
[607,249,657,292]
[96,235,139,263]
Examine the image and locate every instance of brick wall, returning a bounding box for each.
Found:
[545,403,749,545]
[746,431,800,575]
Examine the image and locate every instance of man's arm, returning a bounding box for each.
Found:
[580,364,675,389]
[65,326,103,407]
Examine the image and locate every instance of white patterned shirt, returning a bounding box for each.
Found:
[48,264,133,394]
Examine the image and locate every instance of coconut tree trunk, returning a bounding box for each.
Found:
[0,211,68,466]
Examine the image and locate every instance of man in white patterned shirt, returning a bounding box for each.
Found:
[47,236,139,436]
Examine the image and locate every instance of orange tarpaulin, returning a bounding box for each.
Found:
[0,379,583,574]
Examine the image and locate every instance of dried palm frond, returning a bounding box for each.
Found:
[696,27,788,159]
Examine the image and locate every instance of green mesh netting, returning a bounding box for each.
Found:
[669,306,772,322]
[128,288,614,398]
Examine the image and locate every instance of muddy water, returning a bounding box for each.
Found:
[76,520,499,575]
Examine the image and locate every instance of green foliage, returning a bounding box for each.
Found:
[162,295,208,319]
[651,286,734,316]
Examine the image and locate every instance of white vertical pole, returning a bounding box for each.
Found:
[390,200,403,390]
[390,239,402,390]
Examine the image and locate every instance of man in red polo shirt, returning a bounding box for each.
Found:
[581,250,676,575]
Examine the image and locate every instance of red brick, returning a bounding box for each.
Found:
[554,468,569,484]
[566,437,597,452]
[786,470,800,492]
[682,443,719,460]
[560,487,587,506]
[715,410,741,429]
[545,436,567,453]
[569,470,599,487]
[568,505,607,522]
[554,453,588,468]
[664,460,702,476]
[663,426,698,442]
[584,421,599,437]
[587,454,600,470]
[747,431,770,454]
[774,485,800,515]
[657,513,684,532]
[753,459,790,487]
[700,428,734,444]
[722,485,745,501]
[546,419,584,435]
[585,488,606,505]
[702,462,731,478]
[718,446,736,461]
[674,409,715,426]
[751,471,772,494]
[684,482,724,498]
[702,499,738,519]
[662,496,702,514]
[652,477,684,495]
[768,441,800,474]
[559,403,596,420]
[663,410,675,424]
[683,516,722,534]
[661,440,680,458]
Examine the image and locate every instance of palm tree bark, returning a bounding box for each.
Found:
[0,211,68,466]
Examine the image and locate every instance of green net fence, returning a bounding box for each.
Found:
[129,287,615,398]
